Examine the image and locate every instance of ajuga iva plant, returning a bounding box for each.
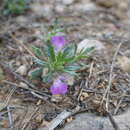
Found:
[2,0,30,15]
[31,19,94,95]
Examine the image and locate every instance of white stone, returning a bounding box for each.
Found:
[71,3,97,12]
[42,68,48,77]
[67,76,75,86]
[16,16,28,23]
[118,56,130,74]
[77,39,105,53]
[62,0,75,5]
[55,4,66,13]
[16,65,27,76]
[19,82,28,88]
[124,50,130,57]
[119,2,128,10]
[51,95,63,103]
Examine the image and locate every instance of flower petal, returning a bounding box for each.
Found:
[50,78,68,95]
[51,36,65,51]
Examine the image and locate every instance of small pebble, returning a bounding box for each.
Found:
[118,56,130,74]
[55,4,66,13]
[42,68,49,77]
[19,82,28,88]
[51,95,63,103]
[67,76,75,86]
[16,65,27,76]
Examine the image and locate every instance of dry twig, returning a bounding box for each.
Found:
[21,107,40,130]
[7,106,14,130]
[43,107,90,130]
[77,62,94,101]
[3,80,51,98]
[10,33,47,62]
[44,110,72,130]
[10,33,37,58]
[114,91,126,115]
[0,87,16,111]
[3,80,61,110]
[101,42,122,111]
[0,61,37,89]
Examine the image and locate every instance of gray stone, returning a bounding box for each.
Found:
[62,109,130,130]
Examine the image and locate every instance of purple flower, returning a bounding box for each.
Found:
[51,36,65,51]
[50,76,68,95]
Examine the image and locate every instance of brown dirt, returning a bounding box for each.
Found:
[0,0,130,129]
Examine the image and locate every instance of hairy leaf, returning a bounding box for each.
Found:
[81,47,95,56]
[63,44,75,58]
[64,65,81,71]
[32,58,48,67]
[63,69,77,76]
[42,71,53,83]
[29,67,43,79]
[46,43,55,62]
[32,45,44,59]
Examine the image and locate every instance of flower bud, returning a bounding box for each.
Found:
[50,76,68,95]
[51,36,65,51]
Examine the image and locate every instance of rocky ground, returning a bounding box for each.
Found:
[0,0,130,130]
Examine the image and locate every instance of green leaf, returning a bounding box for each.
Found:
[29,67,43,79]
[74,47,95,61]
[32,45,44,59]
[42,44,49,57]
[53,18,59,30]
[56,51,63,62]
[32,58,48,67]
[63,69,77,76]
[42,71,53,83]
[62,44,78,64]
[63,57,75,64]
[74,44,78,55]
[62,45,71,58]
[55,28,64,33]
[81,47,95,55]
[3,0,29,15]
[46,42,55,62]
[64,65,81,71]
[63,44,75,58]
